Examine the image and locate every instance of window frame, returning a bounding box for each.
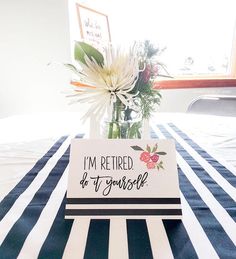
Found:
[154,78,236,89]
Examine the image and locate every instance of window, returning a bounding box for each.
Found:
[70,0,236,88]
[154,1,236,78]
[152,0,236,89]
[107,0,236,88]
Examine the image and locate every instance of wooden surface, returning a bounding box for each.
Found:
[154,78,236,89]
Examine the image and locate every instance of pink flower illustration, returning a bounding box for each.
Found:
[140,151,151,162]
[151,154,159,162]
[131,143,166,170]
[146,161,156,169]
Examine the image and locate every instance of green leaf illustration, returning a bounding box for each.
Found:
[152,143,158,153]
[131,145,144,151]
[146,144,151,153]
[156,152,167,155]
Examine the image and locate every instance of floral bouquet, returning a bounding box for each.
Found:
[65,40,165,139]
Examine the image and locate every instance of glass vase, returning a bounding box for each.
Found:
[102,100,144,139]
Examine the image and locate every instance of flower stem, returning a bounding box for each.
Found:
[115,99,122,122]
[108,122,113,138]
[107,99,122,138]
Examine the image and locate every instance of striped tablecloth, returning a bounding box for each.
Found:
[0,124,235,259]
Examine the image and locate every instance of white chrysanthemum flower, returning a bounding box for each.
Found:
[69,44,140,121]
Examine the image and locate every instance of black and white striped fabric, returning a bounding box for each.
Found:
[0,124,235,259]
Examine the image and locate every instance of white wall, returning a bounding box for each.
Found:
[0,0,72,118]
[0,0,236,118]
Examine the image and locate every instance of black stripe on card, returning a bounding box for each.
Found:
[66,197,181,204]
[65,209,182,216]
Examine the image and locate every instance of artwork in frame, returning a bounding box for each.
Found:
[76,4,111,50]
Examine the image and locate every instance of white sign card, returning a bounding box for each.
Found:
[76,4,111,51]
[65,139,182,219]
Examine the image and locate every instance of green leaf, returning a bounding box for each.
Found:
[131,145,144,151]
[152,143,158,153]
[146,144,151,153]
[74,41,104,67]
[156,152,167,155]
[108,122,114,139]
[112,122,120,138]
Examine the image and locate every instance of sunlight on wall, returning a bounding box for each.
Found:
[71,0,236,76]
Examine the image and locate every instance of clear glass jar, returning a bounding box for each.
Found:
[102,100,143,139]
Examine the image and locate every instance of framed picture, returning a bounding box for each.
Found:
[76,4,111,49]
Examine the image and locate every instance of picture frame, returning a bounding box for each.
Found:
[76,4,111,48]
